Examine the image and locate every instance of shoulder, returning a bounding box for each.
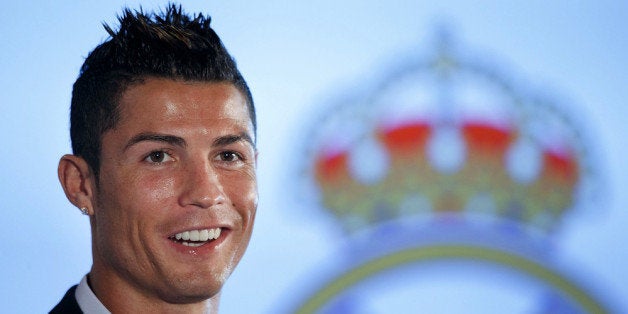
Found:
[50,285,82,314]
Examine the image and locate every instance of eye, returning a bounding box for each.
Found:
[144,151,173,163]
[217,151,242,162]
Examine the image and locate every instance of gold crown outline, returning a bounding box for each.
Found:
[305,30,594,235]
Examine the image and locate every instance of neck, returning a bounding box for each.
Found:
[87,268,220,314]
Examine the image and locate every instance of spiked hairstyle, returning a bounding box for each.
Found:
[70,4,255,177]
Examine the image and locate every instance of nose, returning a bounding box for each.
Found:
[179,158,227,209]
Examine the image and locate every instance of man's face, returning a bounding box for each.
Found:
[91,78,257,303]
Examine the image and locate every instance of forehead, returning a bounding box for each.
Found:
[115,78,253,134]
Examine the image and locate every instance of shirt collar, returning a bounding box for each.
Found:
[75,274,111,314]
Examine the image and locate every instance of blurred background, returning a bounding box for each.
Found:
[1,1,626,313]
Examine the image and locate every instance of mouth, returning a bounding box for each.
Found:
[168,228,222,247]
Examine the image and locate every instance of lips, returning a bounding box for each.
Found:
[169,228,222,247]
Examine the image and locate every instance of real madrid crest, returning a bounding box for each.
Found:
[282,29,617,314]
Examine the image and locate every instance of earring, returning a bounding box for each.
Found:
[79,207,90,215]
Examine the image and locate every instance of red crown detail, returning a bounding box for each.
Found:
[314,119,579,233]
[305,32,591,235]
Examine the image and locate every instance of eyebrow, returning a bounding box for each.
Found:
[123,132,255,151]
[124,133,187,151]
[213,132,256,149]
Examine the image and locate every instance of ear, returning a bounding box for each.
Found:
[58,154,96,215]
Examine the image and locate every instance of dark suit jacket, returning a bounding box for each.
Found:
[50,285,83,314]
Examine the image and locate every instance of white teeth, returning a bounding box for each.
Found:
[199,229,209,241]
[172,228,221,244]
[190,230,200,241]
[181,241,204,247]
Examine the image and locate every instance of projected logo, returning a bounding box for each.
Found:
[287,31,615,314]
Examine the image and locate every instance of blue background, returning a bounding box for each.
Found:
[1,1,626,312]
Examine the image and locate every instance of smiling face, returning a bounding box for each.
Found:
[88,78,257,308]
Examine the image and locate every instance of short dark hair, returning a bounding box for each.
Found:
[70,4,255,177]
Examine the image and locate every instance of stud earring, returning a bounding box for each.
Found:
[79,207,90,215]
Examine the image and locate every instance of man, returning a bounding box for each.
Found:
[52,4,257,313]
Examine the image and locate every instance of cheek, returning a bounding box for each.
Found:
[225,177,257,261]
[144,175,177,202]
[94,172,173,262]
[95,171,175,232]
[224,174,258,216]
[119,169,178,206]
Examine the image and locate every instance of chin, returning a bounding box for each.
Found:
[157,271,229,304]
[157,284,221,305]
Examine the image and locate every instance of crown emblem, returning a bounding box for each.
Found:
[305,31,592,235]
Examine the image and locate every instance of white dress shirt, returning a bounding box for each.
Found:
[75,275,111,314]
